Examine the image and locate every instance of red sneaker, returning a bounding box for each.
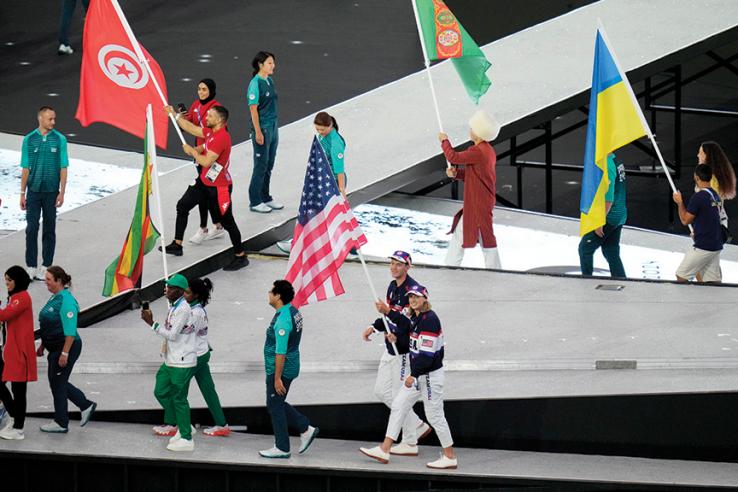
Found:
[203,425,231,437]
[153,424,177,437]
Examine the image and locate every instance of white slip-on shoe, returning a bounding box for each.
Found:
[299,426,319,454]
[249,203,272,213]
[427,453,458,470]
[359,446,390,464]
[80,401,96,427]
[205,227,225,240]
[390,442,419,456]
[0,427,24,440]
[265,200,284,210]
[258,446,291,458]
[189,228,208,244]
[40,421,68,433]
[166,438,194,452]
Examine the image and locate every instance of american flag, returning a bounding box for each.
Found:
[285,136,367,307]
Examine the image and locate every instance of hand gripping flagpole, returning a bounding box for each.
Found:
[597,20,691,233]
[110,0,186,146]
[146,104,169,280]
[356,251,401,357]
[411,0,452,169]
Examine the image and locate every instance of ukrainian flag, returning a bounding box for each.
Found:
[580,27,648,236]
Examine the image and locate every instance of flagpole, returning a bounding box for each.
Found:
[110,0,186,146]
[356,250,400,357]
[147,104,170,280]
[411,0,453,169]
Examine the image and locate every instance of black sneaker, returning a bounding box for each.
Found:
[158,241,183,256]
[223,255,249,271]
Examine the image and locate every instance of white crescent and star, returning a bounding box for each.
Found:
[97,44,150,89]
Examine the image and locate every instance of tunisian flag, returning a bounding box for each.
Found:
[75,0,169,149]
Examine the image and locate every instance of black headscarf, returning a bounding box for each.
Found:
[199,78,216,104]
[5,265,31,296]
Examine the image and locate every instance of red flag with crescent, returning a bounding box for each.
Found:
[75,0,169,149]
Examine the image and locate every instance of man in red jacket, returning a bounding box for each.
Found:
[438,110,501,269]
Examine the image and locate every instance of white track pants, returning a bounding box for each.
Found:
[373,350,422,444]
[444,217,501,269]
[385,367,453,448]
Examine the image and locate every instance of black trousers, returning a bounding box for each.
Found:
[206,185,244,255]
[47,338,92,428]
[175,179,211,241]
[0,358,28,429]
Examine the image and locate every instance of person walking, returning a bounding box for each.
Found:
[142,274,198,452]
[0,266,37,440]
[247,51,283,213]
[21,106,69,281]
[37,266,96,433]
[57,0,89,55]
[360,284,457,469]
[361,251,429,456]
[314,112,347,197]
[578,153,627,278]
[673,164,724,283]
[259,280,318,458]
[439,110,501,269]
[180,79,226,246]
[163,104,249,271]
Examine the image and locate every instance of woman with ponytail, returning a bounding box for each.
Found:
[314,112,348,197]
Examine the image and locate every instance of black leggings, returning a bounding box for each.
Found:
[206,185,244,254]
[0,381,28,430]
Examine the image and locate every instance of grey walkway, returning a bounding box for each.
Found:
[2,418,738,488]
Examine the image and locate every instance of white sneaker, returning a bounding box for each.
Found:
[359,445,390,464]
[203,425,231,437]
[166,438,194,452]
[299,425,319,454]
[417,422,432,440]
[34,267,47,281]
[152,424,177,437]
[390,442,418,456]
[265,200,284,210]
[189,228,208,244]
[205,227,225,240]
[249,203,272,213]
[0,427,24,440]
[2,417,14,431]
[57,43,74,55]
[40,421,68,433]
[259,446,291,458]
[426,453,458,469]
[169,425,197,443]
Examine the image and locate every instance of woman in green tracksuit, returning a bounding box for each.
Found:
[314,111,347,197]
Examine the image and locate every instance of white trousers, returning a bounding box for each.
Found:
[385,367,453,449]
[445,217,501,269]
[373,350,422,444]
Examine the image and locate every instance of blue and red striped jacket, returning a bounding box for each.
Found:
[388,309,444,377]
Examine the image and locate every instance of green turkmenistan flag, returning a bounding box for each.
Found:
[415,0,492,104]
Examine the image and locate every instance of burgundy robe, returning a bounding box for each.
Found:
[441,139,497,248]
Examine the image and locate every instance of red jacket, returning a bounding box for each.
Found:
[186,98,220,147]
[0,291,38,382]
[441,139,497,248]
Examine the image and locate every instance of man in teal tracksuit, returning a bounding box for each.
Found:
[579,153,627,278]
[258,280,318,458]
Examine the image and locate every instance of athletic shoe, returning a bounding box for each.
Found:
[265,200,284,210]
[34,267,47,281]
[80,401,96,427]
[299,426,319,454]
[258,446,291,459]
[205,227,225,240]
[169,425,198,442]
[390,442,418,456]
[159,241,183,256]
[359,446,390,464]
[223,255,249,271]
[189,229,208,244]
[417,422,432,441]
[26,267,38,281]
[427,453,458,469]
[57,44,73,55]
[166,438,194,452]
[0,427,24,440]
[2,417,14,431]
[250,203,272,213]
[153,424,177,437]
[40,421,68,433]
[203,425,231,437]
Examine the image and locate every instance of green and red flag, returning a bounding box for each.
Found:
[414,0,492,104]
[102,109,160,297]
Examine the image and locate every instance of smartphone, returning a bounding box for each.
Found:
[141,301,150,311]
[177,103,187,113]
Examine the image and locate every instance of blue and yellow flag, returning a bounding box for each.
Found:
[580,27,647,236]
